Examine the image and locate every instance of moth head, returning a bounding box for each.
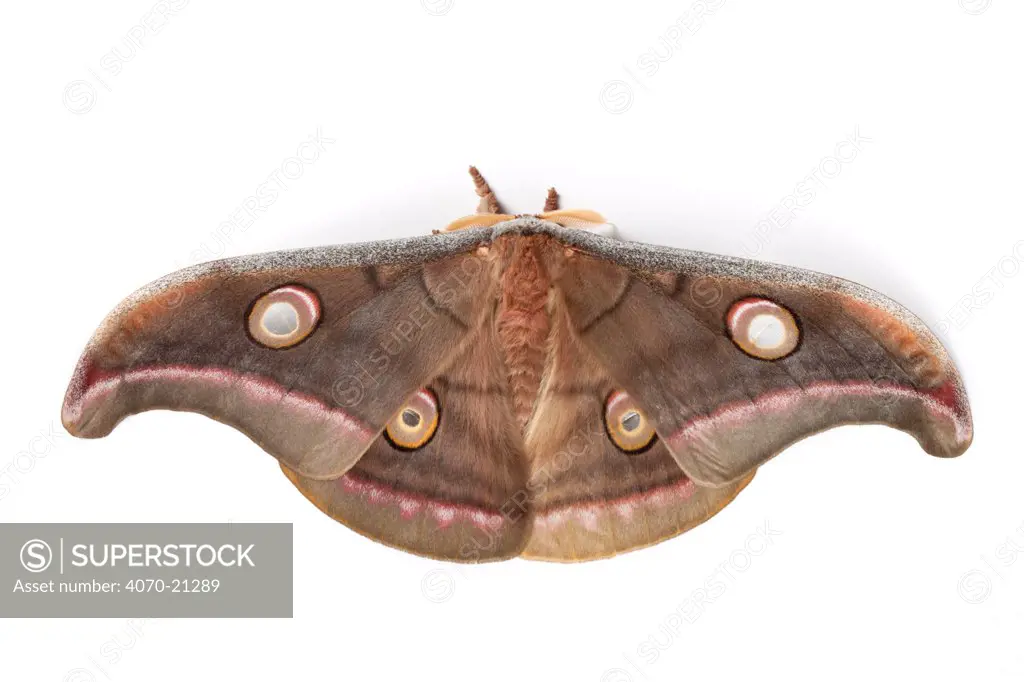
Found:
[439,209,619,240]
[246,285,321,349]
[438,168,618,239]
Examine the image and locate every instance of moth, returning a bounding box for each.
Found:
[62,168,973,562]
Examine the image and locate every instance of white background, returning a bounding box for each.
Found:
[2,0,1022,680]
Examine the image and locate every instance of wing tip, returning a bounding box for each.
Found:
[664,379,973,487]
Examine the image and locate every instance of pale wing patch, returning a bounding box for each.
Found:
[441,214,516,232]
[539,209,619,240]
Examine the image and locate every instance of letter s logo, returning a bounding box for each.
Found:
[20,539,53,573]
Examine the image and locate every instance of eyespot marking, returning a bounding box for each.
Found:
[605,390,657,454]
[727,297,800,360]
[247,285,321,349]
[385,388,440,451]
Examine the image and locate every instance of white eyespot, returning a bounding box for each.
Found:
[247,285,321,349]
[262,301,300,336]
[747,313,786,349]
[727,298,800,360]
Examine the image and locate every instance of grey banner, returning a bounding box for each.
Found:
[0,524,292,617]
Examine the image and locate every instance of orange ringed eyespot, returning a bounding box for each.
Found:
[385,388,440,451]
[604,390,657,454]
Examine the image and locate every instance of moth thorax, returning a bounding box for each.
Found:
[496,237,553,430]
